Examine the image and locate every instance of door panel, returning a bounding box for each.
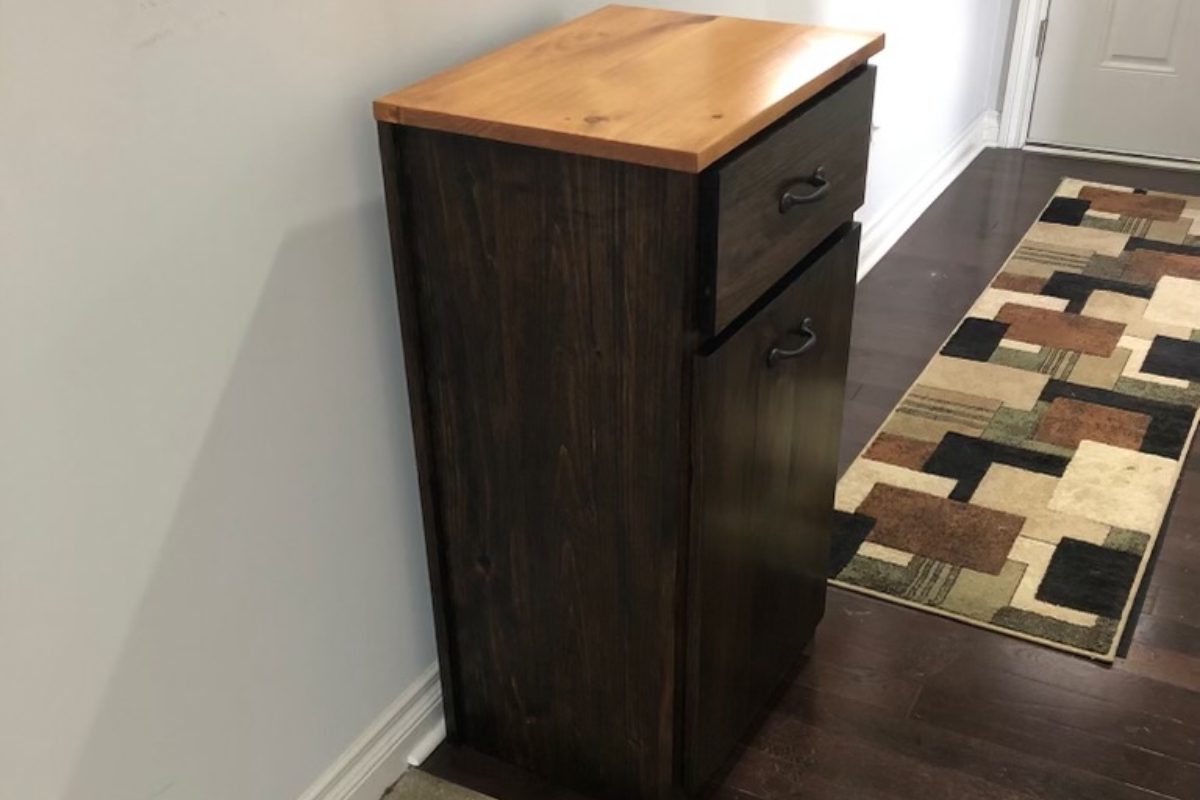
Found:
[1029,0,1200,160]
[684,226,858,791]
[1102,0,1182,74]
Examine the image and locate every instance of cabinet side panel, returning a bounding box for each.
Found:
[378,122,461,735]
[400,128,697,799]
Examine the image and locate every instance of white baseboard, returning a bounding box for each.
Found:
[298,664,445,800]
[856,108,1000,281]
[980,109,1001,147]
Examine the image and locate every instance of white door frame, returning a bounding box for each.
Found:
[998,0,1051,148]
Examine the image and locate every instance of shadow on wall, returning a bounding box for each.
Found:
[61,203,436,800]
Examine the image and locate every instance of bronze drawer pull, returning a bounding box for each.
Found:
[767,318,818,365]
[778,168,829,213]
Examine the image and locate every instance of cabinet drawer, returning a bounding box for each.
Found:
[685,225,859,791]
[706,66,874,333]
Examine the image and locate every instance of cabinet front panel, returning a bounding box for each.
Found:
[686,226,859,790]
[709,68,874,334]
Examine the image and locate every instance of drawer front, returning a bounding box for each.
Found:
[685,226,859,791]
[707,66,874,333]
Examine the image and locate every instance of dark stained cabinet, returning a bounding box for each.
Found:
[375,7,882,799]
[686,228,859,790]
[707,72,874,333]
[389,124,696,797]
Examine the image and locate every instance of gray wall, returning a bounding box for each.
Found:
[0,2,1009,799]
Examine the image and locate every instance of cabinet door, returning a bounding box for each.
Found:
[685,226,858,790]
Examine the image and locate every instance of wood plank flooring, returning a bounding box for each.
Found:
[424,149,1200,800]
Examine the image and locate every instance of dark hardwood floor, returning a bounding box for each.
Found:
[423,149,1200,800]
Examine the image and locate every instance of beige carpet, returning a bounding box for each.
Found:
[386,770,492,800]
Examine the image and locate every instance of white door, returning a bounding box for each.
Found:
[1028,0,1200,161]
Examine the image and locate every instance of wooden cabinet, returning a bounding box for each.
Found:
[375,7,882,799]
[707,70,874,332]
[685,228,859,790]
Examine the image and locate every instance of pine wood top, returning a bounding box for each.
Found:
[373,5,884,172]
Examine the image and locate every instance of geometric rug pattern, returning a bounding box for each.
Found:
[831,179,1200,660]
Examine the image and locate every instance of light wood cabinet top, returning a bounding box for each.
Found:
[373,4,883,172]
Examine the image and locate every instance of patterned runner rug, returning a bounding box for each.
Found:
[831,178,1200,661]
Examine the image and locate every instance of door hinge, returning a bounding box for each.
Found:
[1036,17,1049,58]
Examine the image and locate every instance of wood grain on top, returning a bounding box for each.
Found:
[373,4,884,172]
